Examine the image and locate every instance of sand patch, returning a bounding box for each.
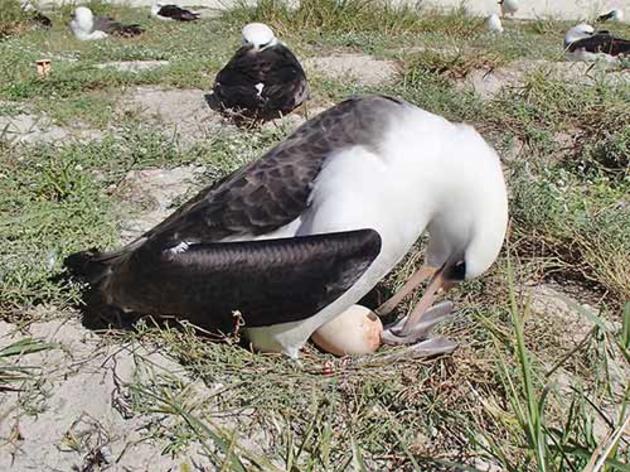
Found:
[304,53,400,86]
[96,60,169,73]
[0,314,219,471]
[460,60,630,99]
[121,86,227,144]
[114,165,206,242]
[0,113,101,144]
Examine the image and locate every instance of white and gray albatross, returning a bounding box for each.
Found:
[65,95,508,359]
[70,6,144,41]
[564,24,630,61]
[151,2,200,21]
[213,23,309,121]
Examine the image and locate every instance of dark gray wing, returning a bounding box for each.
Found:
[93,15,116,32]
[213,44,309,118]
[94,15,143,37]
[158,5,199,21]
[569,32,630,56]
[141,95,403,246]
[65,96,401,328]
[99,230,381,329]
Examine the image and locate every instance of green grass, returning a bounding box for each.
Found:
[1,0,629,469]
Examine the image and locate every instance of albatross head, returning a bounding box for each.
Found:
[151,2,163,16]
[564,23,595,46]
[242,23,277,49]
[71,6,94,33]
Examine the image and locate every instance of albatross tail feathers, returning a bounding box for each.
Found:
[64,249,122,286]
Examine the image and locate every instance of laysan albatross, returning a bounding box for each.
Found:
[65,95,508,359]
[213,23,309,121]
[564,24,630,61]
[498,0,519,17]
[70,6,144,41]
[151,3,200,21]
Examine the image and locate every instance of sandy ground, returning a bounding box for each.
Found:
[304,54,400,86]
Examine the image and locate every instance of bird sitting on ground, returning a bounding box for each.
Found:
[597,9,624,23]
[21,1,52,28]
[498,0,518,17]
[70,6,144,41]
[213,23,309,122]
[487,14,504,33]
[65,95,508,360]
[564,23,630,61]
[151,2,200,21]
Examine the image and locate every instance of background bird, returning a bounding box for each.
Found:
[151,2,200,21]
[564,23,630,61]
[487,13,504,33]
[21,1,52,28]
[65,95,508,359]
[70,6,144,41]
[597,9,624,23]
[213,23,309,121]
[498,0,519,17]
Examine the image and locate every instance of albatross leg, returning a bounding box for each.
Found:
[376,264,437,316]
[381,263,457,346]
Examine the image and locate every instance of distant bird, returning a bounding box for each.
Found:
[64,95,508,359]
[487,14,504,33]
[21,1,52,28]
[564,23,630,61]
[498,0,519,16]
[213,23,309,121]
[70,6,144,41]
[151,2,200,21]
[597,9,624,23]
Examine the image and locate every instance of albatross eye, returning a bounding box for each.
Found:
[446,261,467,281]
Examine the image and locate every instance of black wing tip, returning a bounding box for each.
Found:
[64,248,109,284]
[352,228,382,257]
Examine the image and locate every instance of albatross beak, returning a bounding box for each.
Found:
[380,260,460,350]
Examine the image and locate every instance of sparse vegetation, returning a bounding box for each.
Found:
[0,0,628,470]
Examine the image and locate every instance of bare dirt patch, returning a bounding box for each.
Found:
[121,87,227,144]
[523,283,602,345]
[0,311,217,471]
[96,60,170,73]
[0,113,102,144]
[459,60,630,99]
[304,53,400,86]
[113,165,206,243]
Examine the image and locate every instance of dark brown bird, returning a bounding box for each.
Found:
[213,23,309,121]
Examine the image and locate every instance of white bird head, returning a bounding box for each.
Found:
[71,6,94,33]
[487,13,504,33]
[564,23,595,46]
[599,8,624,22]
[498,0,519,16]
[612,9,624,21]
[242,23,277,49]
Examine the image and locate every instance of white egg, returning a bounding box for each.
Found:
[311,305,383,356]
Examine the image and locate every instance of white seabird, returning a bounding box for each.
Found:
[564,23,630,61]
[213,23,309,121]
[597,9,624,23]
[65,95,508,359]
[70,6,144,41]
[487,14,504,33]
[498,0,518,17]
[151,2,200,21]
